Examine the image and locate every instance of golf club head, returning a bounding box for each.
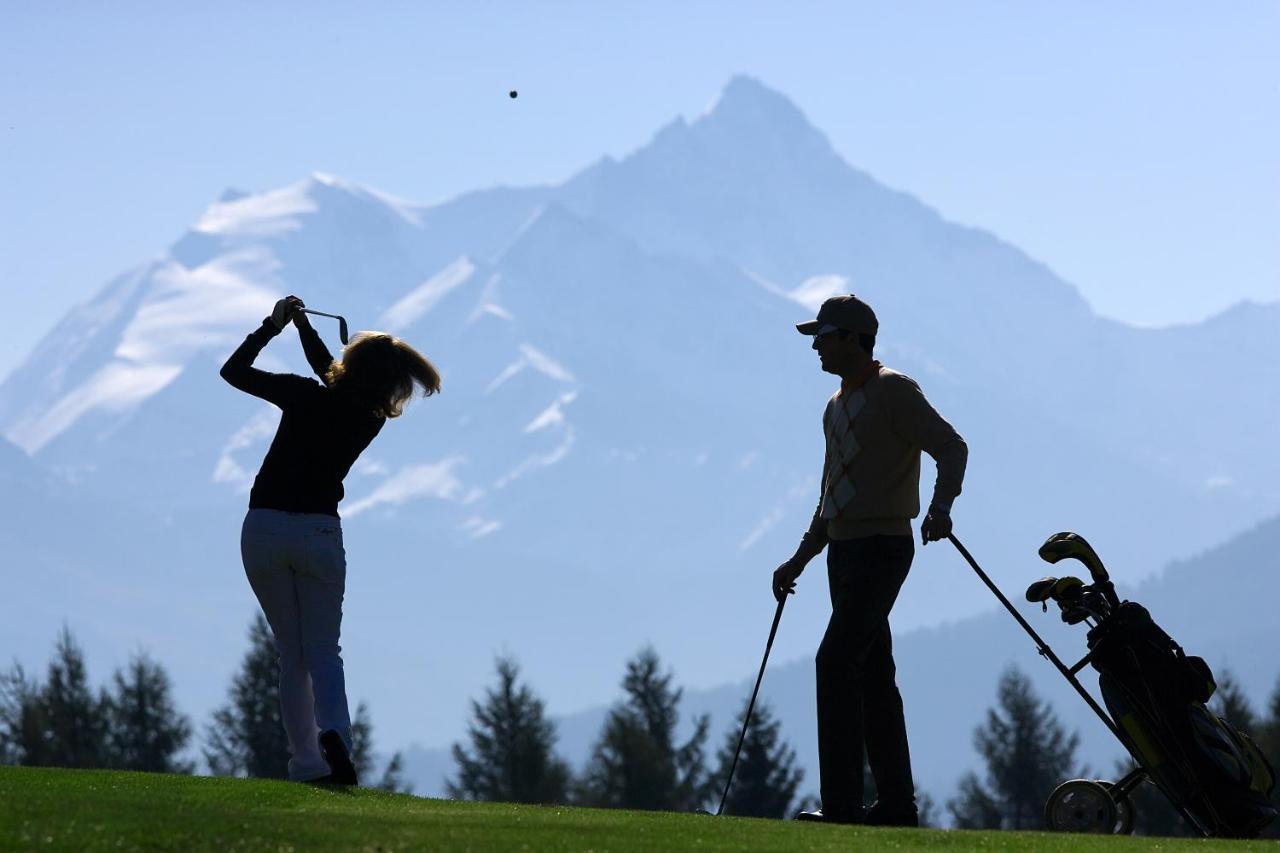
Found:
[1080,590,1111,619]
[300,309,350,346]
[1038,532,1109,582]
[694,808,716,816]
[1060,605,1092,625]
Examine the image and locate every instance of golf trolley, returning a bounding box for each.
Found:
[950,532,1276,838]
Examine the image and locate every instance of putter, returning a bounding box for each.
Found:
[300,309,349,345]
[699,594,787,816]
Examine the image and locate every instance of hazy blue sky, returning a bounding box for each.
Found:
[2,2,1276,380]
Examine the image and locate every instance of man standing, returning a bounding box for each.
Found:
[774,294,967,827]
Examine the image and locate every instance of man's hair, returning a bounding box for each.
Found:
[325,332,441,418]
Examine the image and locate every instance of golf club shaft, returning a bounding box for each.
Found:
[715,594,787,816]
[299,309,349,345]
[947,534,1124,742]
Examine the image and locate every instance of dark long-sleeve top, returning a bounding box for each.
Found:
[219,318,384,518]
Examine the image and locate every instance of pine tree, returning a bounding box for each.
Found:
[0,668,16,765]
[950,771,1004,829]
[578,647,711,811]
[709,699,803,818]
[0,663,42,765]
[103,652,194,773]
[947,665,1081,830]
[39,627,109,768]
[203,614,289,778]
[350,700,412,793]
[378,750,410,793]
[350,700,374,780]
[448,657,570,804]
[917,792,939,829]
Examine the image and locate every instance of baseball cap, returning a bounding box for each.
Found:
[795,295,878,336]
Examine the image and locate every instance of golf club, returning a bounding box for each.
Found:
[699,593,788,816]
[300,309,349,345]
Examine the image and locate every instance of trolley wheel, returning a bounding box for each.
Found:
[1045,779,1118,833]
[1097,780,1136,835]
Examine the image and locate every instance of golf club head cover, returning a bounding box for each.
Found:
[1038,531,1109,582]
[1049,576,1085,602]
[1025,576,1059,603]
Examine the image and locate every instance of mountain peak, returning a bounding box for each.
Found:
[711,74,798,112]
[192,178,320,237]
[303,172,423,225]
[191,173,420,239]
[304,171,365,195]
[562,76,839,200]
[696,74,818,141]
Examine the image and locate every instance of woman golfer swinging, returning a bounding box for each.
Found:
[220,295,440,784]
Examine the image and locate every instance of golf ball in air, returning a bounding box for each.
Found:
[509,90,518,99]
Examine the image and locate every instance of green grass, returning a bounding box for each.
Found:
[1,766,1276,852]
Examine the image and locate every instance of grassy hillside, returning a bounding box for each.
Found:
[0,766,1274,851]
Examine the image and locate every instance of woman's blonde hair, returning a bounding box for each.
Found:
[325,332,441,418]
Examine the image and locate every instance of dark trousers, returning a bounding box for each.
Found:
[816,534,915,815]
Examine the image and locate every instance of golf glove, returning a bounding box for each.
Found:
[269,296,304,329]
[269,298,291,329]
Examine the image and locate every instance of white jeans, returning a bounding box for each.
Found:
[240,508,352,781]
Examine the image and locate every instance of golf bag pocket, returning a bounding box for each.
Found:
[1188,707,1280,836]
[1178,652,1217,704]
[1188,705,1250,788]
[1229,727,1276,797]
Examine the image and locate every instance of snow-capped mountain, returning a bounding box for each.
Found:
[1,76,1275,757]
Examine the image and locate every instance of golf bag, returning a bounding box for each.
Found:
[950,531,1276,838]
[1088,601,1276,837]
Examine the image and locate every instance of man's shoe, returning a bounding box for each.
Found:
[865,800,919,827]
[318,730,359,786]
[793,807,865,824]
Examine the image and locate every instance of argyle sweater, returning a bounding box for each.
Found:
[802,365,967,544]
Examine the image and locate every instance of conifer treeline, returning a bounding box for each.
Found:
[450,654,1280,835]
[5,624,1280,836]
[448,647,807,818]
[0,627,191,773]
[0,617,407,791]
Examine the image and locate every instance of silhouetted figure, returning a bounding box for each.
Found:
[220,295,440,784]
[774,295,967,826]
